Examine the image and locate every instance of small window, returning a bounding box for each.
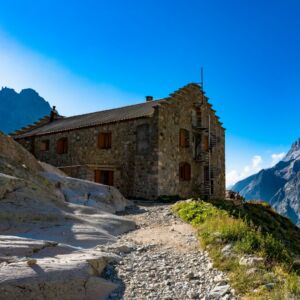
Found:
[40,140,49,151]
[179,163,191,181]
[98,132,112,149]
[57,137,68,154]
[94,170,114,186]
[204,135,209,151]
[179,129,189,147]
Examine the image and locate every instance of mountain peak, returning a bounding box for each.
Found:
[0,86,51,134]
[283,138,300,162]
[20,88,39,96]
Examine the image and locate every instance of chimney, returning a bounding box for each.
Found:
[146,96,153,102]
[50,106,58,122]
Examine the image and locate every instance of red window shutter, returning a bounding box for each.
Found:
[179,163,191,181]
[98,133,105,148]
[179,129,189,147]
[204,136,209,151]
[57,139,63,154]
[94,170,101,183]
[98,133,111,149]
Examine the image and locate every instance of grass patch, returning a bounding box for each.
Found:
[172,199,300,299]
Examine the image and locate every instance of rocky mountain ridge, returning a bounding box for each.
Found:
[0,87,51,134]
[232,138,300,226]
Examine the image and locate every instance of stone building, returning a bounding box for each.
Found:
[13,83,225,200]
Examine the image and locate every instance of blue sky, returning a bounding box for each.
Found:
[0,0,299,186]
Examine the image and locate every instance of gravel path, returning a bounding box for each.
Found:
[102,203,236,300]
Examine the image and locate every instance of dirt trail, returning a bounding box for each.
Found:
[104,203,235,300]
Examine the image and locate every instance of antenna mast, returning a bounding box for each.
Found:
[201,67,204,90]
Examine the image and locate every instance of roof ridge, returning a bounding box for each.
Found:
[57,98,165,122]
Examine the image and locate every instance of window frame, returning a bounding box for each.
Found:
[40,139,50,152]
[56,137,68,154]
[179,129,190,148]
[98,132,112,149]
[179,162,191,181]
[94,170,114,186]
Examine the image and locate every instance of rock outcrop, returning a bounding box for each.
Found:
[0,132,135,299]
[232,138,300,226]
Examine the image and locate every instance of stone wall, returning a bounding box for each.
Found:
[156,84,225,199]
[29,117,159,199]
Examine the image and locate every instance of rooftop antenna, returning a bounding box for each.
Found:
[201,67,204,90]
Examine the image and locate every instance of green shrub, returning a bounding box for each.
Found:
[235,230,263,253]
[261,233,291,263]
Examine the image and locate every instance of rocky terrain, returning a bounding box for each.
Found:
[0,87,51,134]
[0,131,235,299]
[0,132,135,299]
[101,204,235,300]
[232,138,300,226]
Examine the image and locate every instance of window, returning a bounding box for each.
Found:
[204,135,209,151]
[56,137,68,154]
[94,170,114,186]
[179,163,191,181]
[136,124,150,153]
[40,140,49,151]
[98,132,112,149]
[179,129,189,147]
[204,166,209,181]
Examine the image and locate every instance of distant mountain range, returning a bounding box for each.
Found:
[232,139,300,226]
[0,87,51,134]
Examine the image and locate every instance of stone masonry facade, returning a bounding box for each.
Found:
[14,83,225,200]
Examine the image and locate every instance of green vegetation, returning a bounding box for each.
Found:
[172,199,300,299]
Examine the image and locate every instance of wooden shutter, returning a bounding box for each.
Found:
[57,139,63,154]
[40,140,49,151]
[98,133,111,149]
[98,133,105,148]
[108,171,114,186]
[179,163,191,181]
[204,135,209,151]
[106,133,112,148]
[94,170,101,183]
[185,163,191,180]
[57,138,68,154]
[179,129,189,147]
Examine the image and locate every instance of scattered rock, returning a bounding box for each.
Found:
[239,255,264,266]
[209,284,230,298]
[265,282,276,291]
[26,259,37,266]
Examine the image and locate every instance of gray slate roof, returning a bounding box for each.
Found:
[14,99,165,138]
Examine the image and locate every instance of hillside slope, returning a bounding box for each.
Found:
[0,87,51,134]
[232,138,300,226]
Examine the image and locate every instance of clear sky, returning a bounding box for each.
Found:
[0,0,299,186]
